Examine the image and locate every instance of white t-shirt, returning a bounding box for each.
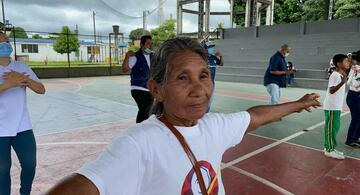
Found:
[323,71,345,111]
[129,54,151,92]
[0,60,40,136]
[78,112,251,195]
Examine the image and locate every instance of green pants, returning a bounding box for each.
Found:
[324,110,341,152]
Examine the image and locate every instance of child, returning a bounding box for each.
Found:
[323,54,350,159]
[0,32,45,195]
[286,61,295,86]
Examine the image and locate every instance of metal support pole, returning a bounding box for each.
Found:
[204,0,210,35]
[12,26,17,61]
[177,1,183,35]
[198,0,205,39]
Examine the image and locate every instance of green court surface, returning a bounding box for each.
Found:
[27,76,358,159]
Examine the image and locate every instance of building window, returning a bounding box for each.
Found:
[21,44,39,53]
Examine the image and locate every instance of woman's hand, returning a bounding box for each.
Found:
[3,71,29,88]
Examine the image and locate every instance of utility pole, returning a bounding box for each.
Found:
[93,11,97,63]
[93,11,96,44]
[1,0,5,27]
[143,10,148,30]
[158,0,164,25]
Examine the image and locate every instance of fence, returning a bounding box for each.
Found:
[7,28,132,78]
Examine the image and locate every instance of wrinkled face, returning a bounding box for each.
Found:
[159,50,212,121]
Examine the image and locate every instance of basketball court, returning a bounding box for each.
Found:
[10,76,360,195]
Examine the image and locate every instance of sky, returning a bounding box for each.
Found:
[4,0,232,37]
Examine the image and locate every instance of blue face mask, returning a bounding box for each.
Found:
[0,42,13,58]
[208,47,216,55]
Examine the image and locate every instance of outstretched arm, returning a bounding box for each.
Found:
[246,93,321,132]
[46,174,99,195]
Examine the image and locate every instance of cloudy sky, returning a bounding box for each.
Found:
[5,0,232,37]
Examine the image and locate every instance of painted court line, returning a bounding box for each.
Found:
[37,141,108,146]
[228,166,294,195]
[249,133,360,161]
[222,111,350,168]
[36,117,135,137]
[61,78,137,109]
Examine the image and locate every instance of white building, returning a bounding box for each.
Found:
[8,38,119,63]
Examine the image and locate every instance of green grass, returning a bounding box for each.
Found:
[27,61,122,68]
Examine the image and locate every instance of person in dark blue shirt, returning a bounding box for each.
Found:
[204,42,224,112]
[122,35,154,123]
[264,44,294,105]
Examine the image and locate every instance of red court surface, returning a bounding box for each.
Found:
[222,135,360,195]
[9,77,360,194]
[11,126,360,195]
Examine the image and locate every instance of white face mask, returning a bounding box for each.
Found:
[285,52,290,57]
[144,48,153,54]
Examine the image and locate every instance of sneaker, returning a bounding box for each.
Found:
[334,150,344,155]
[324,150,345,160]
[345,142,360,148]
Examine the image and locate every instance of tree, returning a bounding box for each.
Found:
[334,0,360,19]
[217,23,225,29]
[233,0,246,27]
[302,0,326,21]
[53,26,80,54]
[273,0,303,24]
[32,34,43,39]
[9,27,28,38]
[129,28,151,41]
[150,19,176,47]
[233,0,303,27]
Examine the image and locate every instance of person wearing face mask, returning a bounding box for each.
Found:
[203,42,224,112]
[122,35,154,123]
[0,32,45,195]
[264,44,294,105]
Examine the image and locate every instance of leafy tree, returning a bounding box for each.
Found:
[150,19,176,47]
[302,0,326,21]
[233,0,246,27]
[129,28,151,41]
[273,0,303,24]
[233,0,303,26]
[9,27,28,38]
[32,34,43,39]
[334,0,360,19]
[217,22,225,29]
[53,26,80,54]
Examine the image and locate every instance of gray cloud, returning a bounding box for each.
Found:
[5,0,232,36]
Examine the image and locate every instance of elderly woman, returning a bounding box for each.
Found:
[47,37,321,195]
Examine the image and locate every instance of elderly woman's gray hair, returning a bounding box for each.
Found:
[149,37,208,116]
